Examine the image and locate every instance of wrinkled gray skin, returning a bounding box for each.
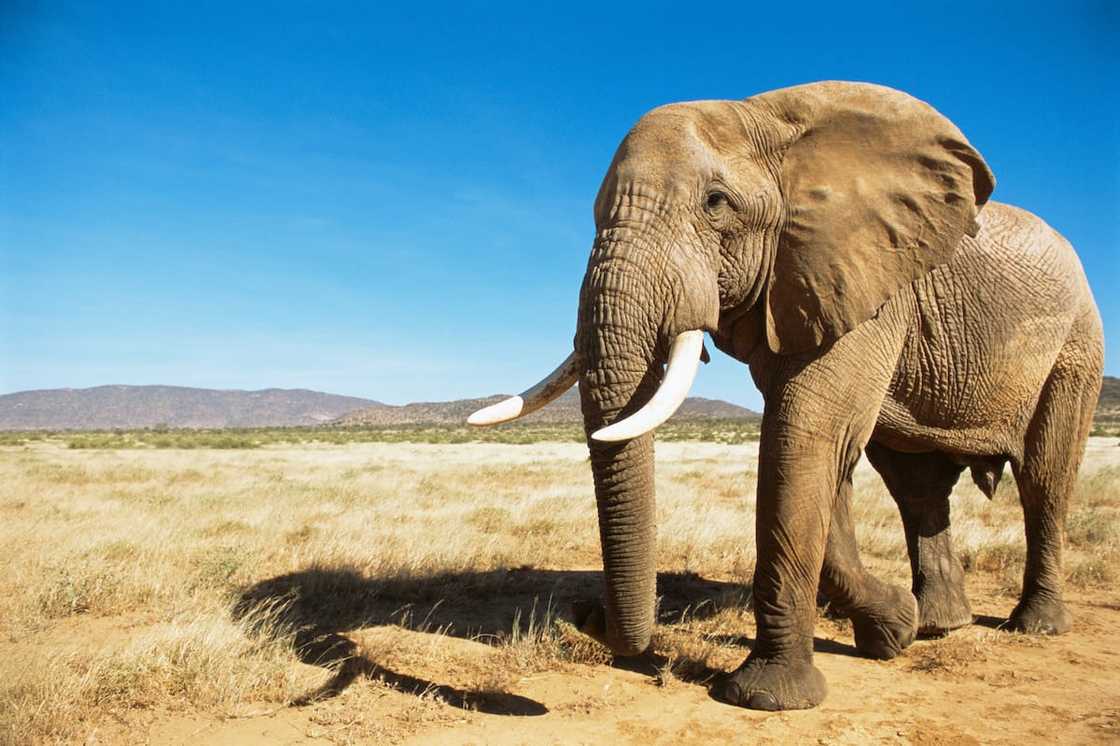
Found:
[567,82,1104,711]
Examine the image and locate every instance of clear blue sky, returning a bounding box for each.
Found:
[2,2,1117,410]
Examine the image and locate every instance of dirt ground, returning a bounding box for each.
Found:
[87,583,1120,745]
[2,438,1117,744]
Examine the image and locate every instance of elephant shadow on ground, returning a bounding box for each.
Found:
[232,565,778,713]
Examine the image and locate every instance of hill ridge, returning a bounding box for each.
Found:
[331,387,759,427]
[0,385,380,430]
[4,377,1115,431]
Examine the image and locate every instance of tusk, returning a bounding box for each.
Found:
[467,352,580,426]
[591,330,704,442]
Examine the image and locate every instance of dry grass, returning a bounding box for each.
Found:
[906,629,1044,674]
[1,437,1116,743]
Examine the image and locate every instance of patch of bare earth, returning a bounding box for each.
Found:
[1,438,1117,744]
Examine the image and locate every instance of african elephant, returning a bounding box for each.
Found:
[467,81,1104,710]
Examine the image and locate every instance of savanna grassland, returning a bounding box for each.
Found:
[1,430,1118,744]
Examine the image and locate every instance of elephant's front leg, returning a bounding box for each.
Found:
[713,426,835,710]
[717,307,911,711]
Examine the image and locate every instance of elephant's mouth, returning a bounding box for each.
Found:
[466,330,705,438]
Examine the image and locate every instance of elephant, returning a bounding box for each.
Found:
[467,81,1104,711]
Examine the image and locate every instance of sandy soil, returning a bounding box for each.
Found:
[81,578,1114,746]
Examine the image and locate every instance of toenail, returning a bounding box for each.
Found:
[747,690,780,711]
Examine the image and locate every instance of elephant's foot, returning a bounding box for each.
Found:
[915,580,973,637]
[1006,593,1071,635]
[850,584,918,660]
[713,654,827,711]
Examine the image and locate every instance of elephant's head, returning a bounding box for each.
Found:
[469,82,994,656]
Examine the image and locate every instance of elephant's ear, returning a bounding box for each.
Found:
[753,82,995,354]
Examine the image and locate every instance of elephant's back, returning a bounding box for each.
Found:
[971,201,1093,301]
[954,200,1098,336]
[881,201,1096,451]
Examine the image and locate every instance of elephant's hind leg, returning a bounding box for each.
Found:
[820,472,918,659]
[865,443,971,636]
[1008,332,1101,635]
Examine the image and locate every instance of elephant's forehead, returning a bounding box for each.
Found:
[640,102,749,150]
[612,105,730,192]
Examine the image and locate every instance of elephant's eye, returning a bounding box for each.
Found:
[705,191,728,211]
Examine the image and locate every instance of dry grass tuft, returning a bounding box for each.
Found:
[908,634,990,674]
[908,629,1045,675]
[1067,547,1120,588]
[1,609,305,744]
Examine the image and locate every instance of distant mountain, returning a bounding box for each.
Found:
[339,377,1117,429]
[1095,376,1120,423]
[332,387,760,427]
[0,385,380,430]
[5,377,1110,431]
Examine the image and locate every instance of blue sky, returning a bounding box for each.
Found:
[2,2,1117,410]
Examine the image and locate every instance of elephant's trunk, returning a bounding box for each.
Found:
[573,231,664,656]
[577,429,657,656]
